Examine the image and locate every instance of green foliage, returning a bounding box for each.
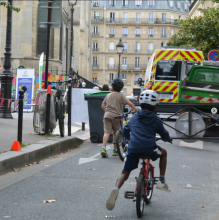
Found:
[167,7,219,59]
[0,1,20,12]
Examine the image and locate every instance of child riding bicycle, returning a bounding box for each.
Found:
[101,78,138,158]
[106,90,171,211]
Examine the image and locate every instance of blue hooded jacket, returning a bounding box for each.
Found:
[123,109,170,153]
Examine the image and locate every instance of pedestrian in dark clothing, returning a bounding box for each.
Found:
[102,84,110,91]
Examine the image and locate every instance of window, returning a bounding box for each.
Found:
[93,26,98,36]
[123,42,127,53]
[93,0,99,7]
[92,73,98,83]
[178,1,181,9]
[135,0,142,7]
[93,57,98,68]
[110,12,115,23]
[122,57,127,69]
[148,0,154,7]
[162,13,167,23]
[93,11,99,20]
[93,78,98,83]
[135,42,140,53]
[171,14,174,23]
[135,28,141,38]
[196,72,213,83]
[136,13,141,23]
[109,57,115,69]
[109,27,115,37]
[122,0,128,6]
[171,29,175,36]
[121,74,127,80]
[123,12,128,23]
[161,42,166,47]
[170,0,173,7]
[155,60,182,81]
[185,1,188,11]
[148,42,153,53]
[214,73,219,83]
[148,28,153,38]
[135,74,140,84]
[109,0,116,7]
[109,42,114,52]
[161,28,166,38]
[122,28,128,38]
[93,41,98,52]
[179,15,181,20]
[135,57,140,69]
[109,73,114,83]
[149,13,154,23]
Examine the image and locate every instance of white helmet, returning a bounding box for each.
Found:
[139,90,159,106]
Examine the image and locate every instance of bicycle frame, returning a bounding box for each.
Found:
[135,159,155,197]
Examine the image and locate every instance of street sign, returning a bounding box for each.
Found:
[208,50,219,61]
[37,2,62,28]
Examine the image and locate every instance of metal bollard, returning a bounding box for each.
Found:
[45,93,51,135]
[68,79,72,136]
[82,122,85,131]
[17,90,24,143]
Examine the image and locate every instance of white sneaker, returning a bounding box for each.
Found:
[106,189,119,210]
[156,182,171,192]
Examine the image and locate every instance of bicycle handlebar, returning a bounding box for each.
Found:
[156,137,173,144]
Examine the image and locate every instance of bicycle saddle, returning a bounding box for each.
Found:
[138,155,151,160]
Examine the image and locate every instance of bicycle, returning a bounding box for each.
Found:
[114,111,132,161]
[124,138,172,218]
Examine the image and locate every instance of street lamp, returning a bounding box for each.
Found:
[0,0,13,118]
[68,0,77,77]
[116,38,124,79]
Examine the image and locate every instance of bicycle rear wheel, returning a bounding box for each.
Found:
[145,167,153,204]
[33,107,40,134]
[57,100,65,137]
[116,129,128,161]
[136,174,145,218]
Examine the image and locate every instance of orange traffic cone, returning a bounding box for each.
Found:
[45,84,53,95]
[11,141,21,151]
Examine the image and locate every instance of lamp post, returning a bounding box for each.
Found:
[68,0,77,77]
[116,38,124,79]
[0,0,13,118]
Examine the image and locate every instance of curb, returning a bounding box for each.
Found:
[0,136,83,176]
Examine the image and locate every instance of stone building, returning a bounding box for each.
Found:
[91,0,189,95]
[0,1,91,79]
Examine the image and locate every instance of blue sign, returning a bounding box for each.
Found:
[208,50,219,61]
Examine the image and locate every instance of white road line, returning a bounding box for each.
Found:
[179,140,203,149]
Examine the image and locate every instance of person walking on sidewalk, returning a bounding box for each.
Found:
[101,78,138,158]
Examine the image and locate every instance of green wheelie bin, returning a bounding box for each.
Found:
[84,91,113,143]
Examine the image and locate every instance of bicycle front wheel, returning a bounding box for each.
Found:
[57,100,65,137]
[145,167,153,204]
[136,174,145,218]
[116,130,128,161]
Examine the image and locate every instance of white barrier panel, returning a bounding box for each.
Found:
[71,88,100,123]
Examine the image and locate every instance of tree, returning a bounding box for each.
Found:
[0,1,20,12]
[167,7,219,59]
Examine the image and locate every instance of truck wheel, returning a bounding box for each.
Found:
[90,133,100,143]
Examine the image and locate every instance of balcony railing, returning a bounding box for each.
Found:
[148,34,153,38]
[92,79,98,84]
[108,64,116,69]
[92,32,99,37]
[105,18,180,25]
[161,34,167,38]
[93,48,99,52]
[109,80,114,84]
[91,17,104,22]
[135,34,141,38]
[109,34,115,38]
[92,64,99,69]
[123,49,127,53]
[135,49,141,53]
[108,49,115,53]
[122,34,128,38]
[148,50,153,53]
[118,64,147,70]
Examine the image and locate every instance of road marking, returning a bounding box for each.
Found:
[78,153,100,165]
[179,140,203,149]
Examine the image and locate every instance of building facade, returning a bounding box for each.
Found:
[91,0,189,95]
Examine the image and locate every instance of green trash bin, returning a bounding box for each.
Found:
[84,91,113,143]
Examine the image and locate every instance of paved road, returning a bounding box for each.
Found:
[0,125,219,220]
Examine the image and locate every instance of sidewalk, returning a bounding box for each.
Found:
[0,112,90,175]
